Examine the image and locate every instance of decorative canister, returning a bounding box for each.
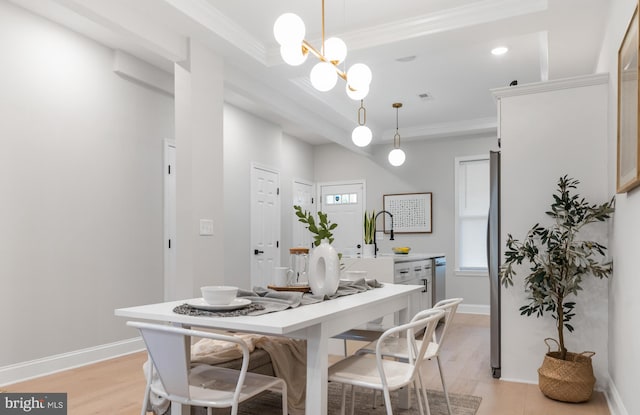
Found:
[289,247,309,285]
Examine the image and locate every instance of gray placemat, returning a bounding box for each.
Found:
[173,302,265,317]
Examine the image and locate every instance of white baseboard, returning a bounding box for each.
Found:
[605,377,629,415]
[0,337,145,387]
[458,303,490,315]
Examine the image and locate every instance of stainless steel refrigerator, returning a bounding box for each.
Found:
[487,150,501,378]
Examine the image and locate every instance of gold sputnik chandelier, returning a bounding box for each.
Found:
[273,0,372,99]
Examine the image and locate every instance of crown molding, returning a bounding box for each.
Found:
[346,0,548,51]
[491,73,610,99]
[381,117,497,142]
[161,0,267,65]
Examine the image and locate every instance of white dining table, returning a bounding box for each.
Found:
[115,283,422,415]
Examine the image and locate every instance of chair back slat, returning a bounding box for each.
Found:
[137,325,191,398]
[432,298,463,348]
[375,308,444,388]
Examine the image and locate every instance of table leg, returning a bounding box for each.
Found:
[306,323,328,415]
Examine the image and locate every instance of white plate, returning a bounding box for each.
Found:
[187,298,251,311]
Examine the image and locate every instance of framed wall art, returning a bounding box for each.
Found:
[382,192,432,234]
[617,4,640,193]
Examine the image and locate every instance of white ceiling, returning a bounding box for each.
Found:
[14,0,610,150]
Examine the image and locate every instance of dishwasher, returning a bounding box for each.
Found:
[393,260,431,322]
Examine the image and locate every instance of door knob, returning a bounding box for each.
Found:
[254,249,264,255]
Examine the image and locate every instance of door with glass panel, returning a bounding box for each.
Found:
[318,182,365,257]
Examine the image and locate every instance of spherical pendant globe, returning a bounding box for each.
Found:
[345,83,369,100]
[347,63,372,90]
[310,62,338,92]
[388,148,406,166]
[324,37,347,63]
[352,125,372,147]
[273,13,305,46]
[280,44,307,66]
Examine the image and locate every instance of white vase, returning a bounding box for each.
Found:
[363,243,375,258]
[308,239,340,296]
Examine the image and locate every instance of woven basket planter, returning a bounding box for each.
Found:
[537,338,596,403]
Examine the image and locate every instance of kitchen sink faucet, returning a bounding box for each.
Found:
[373,210,394,257]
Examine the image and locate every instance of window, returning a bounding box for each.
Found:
[455,155,489,275]
[325,193,358,205]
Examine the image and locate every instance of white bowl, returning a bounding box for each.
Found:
[201,286,238,305]
[344,270,368,281]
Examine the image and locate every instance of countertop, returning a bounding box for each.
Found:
[378,253,445,263]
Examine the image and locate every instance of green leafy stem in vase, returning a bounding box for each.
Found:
[364,210,376,244]
[293,205,337,247]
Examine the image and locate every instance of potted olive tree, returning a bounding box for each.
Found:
[500,175,614,403]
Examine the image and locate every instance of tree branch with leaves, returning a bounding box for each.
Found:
[293,205,338,247]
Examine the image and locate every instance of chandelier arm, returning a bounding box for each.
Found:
[321,0,325,54]
[302,40,347,81]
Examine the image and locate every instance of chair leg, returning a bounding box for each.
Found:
[413,380,425,415]
[382,388,394,415]
[417,370,430,415]
[207,408,213,415]
[350,386,356,415]
[141,358,153,415]
[372,389,377,408]
[279,381,288,415]
[340,384,347,415]
[436,356,452,415]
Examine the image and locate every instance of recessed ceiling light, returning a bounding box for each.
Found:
[491,46,509,56]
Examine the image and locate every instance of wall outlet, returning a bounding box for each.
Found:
[199,219,214,236]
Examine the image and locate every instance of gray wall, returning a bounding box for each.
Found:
[0,1,172,366]
[223,104,315,289]
[597,0,640,413]
[313,134,497,307]
[498,80,610,388]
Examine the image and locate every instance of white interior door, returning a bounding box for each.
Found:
[251,165,280,288]
[292,179,314,249]
[164,140,176,301]
[319,181,365,257]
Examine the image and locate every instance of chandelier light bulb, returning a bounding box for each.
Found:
[345,83,369,100]
[388,148,406,166]
[347,63,372,90]
[273,13,306,46]
[324,37,347,64]
[310,61,338,92]
[352,125,372,147]
[280,44,307,66]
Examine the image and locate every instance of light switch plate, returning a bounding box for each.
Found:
[199,219,214,236]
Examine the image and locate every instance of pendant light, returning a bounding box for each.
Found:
[388,103,406,166]
[352,100,372,147]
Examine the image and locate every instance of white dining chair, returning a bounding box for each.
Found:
[356,298,463,415]
[128,321,287,415]
[328,308,444,415]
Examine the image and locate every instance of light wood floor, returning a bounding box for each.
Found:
[3,314,610,415]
